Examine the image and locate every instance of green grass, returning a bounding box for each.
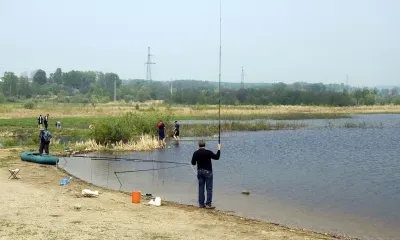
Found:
[0,116,101,129]
[171,121,308,137]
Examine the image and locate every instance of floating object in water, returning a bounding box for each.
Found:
[20,152,59,165]
[132,191,141,203]
[241,190,250,195]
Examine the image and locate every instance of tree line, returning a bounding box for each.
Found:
[1,68,399,106]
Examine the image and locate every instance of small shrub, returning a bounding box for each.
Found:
[24,101,35,109]
[124,95,134,103]
[0,93,6,103]
[135,104,140,110]
[7,97,16,102]
[1,138,19,147]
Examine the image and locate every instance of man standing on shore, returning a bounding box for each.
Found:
[191,140,221,209]
[39,128,52,155]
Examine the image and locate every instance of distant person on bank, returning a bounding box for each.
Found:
[37,114,43,128]
[191,140,221,209]
[44,114,49,130]
[157,120,166,143]
[173,120,180,140]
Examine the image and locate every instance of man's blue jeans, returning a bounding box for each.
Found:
[197,168,213,207]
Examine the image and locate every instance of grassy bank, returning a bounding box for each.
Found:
[1,102,400,121]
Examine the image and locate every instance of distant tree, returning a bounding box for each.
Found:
[1,72,19,96]
[48,73,54,84]
[18,76,31,98]
[54,68,63,85]
[33,69,47,85]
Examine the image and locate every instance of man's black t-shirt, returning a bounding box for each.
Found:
[191,148,221,172]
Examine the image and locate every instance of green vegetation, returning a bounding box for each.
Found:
[180,121,307,137]
[23,101,35,109]
[89,112,172,145]
[1,69,399,106]
[174,112,350,120]
[341,121,384,129]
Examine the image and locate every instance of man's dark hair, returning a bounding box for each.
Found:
[198,140,205,148]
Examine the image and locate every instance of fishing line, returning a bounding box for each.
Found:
[114,165,188,190]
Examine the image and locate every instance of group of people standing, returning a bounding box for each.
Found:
[37,114,49,130]
[156,120,180,143]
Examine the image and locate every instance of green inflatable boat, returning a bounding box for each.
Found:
[20,151,59,165]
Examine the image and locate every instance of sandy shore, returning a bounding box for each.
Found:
[0,149,355,240]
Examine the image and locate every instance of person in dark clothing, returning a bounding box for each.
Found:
[39,128,52,154]
[37,115,43,128]
[173,120,180,140]
[191,140,221,209]
[157,120,165,143]
[44,114,49,130]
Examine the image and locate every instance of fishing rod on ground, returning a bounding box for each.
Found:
[71,155,190,165]
[113,164,189,190]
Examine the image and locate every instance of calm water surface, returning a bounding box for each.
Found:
[59,114,400,240]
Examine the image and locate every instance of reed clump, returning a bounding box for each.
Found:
[89,111,172,145]
[181,121,307,137]
[71,134,163,152]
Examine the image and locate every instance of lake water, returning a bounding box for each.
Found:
[59,114,400,240]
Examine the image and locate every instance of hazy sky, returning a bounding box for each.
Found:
[0,0,399,86]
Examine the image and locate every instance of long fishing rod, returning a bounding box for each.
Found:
[90,157,189,165]
[71,155,189,165]
[218,0,222,145]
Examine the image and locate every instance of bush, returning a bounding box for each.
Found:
[135,104,140,110]
[70,95,89,104]
[7,97,16,102]
[1,138,19,147]
[89,111,173,145]
[0,93,6,103]
[57,97,70,103]
[124,95,134,103]
[23,101,35,109]
[393,96,400,105]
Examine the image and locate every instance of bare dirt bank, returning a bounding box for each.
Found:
[0,149,356,240]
